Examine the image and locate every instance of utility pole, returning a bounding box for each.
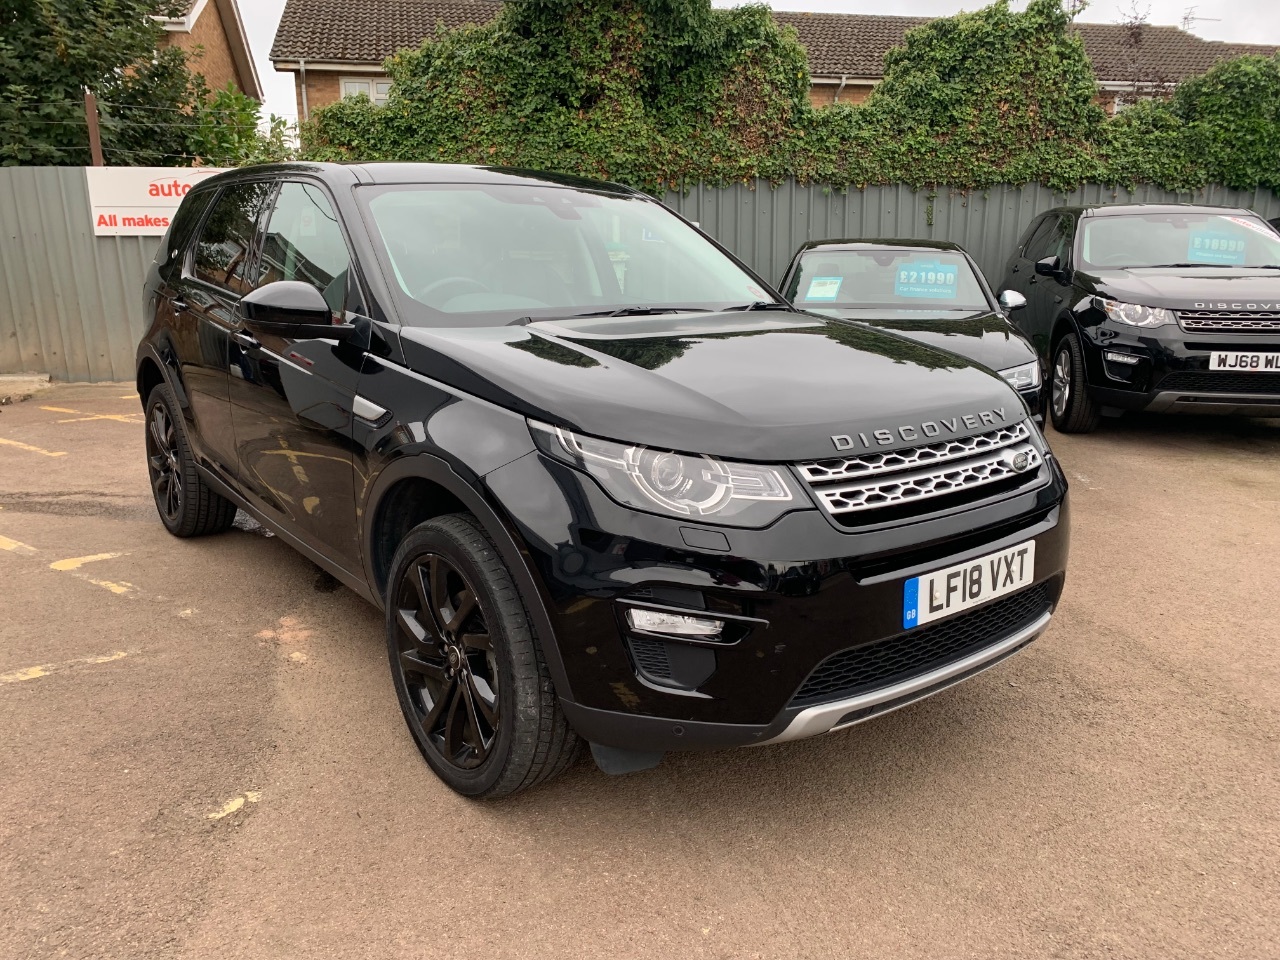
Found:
[83,88,104,166]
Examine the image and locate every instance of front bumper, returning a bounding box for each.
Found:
[484,447,1070,753]
[1080,319,1280,416]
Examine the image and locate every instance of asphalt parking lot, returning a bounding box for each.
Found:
[1,381,1278,960]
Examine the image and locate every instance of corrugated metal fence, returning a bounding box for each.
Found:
[665,180,1280,286]
[3,166,1279,382]
[1,167,160,383]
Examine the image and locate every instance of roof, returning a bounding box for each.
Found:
[796,239,965,253]
[270,0,500,62]
[211,161,642,193]
[269,2,1278,84]
[1038,203,1256,218]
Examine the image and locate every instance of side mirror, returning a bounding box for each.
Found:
[239,281,356,341]
[998,289,1028,311]
[1034,255,1062,278]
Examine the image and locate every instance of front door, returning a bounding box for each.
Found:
[228,181,364,574]
[1018,214,1074,355]
[172,181,275,483]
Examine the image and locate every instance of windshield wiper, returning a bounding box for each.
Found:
[724,301,794,312]
[1126,262,1268,269]
[569,306,716,319]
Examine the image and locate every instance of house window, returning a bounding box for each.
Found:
[341,77,393,106]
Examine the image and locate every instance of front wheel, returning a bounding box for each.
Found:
[144,383,238,536]
[1049,333,1101,434]
[385,514,579,798]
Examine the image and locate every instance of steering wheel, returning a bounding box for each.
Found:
[417,276,491,303]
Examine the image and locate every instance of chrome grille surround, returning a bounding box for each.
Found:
[799,422,1031,483]
[1177,310,1280,333]
[799,422,1044,519]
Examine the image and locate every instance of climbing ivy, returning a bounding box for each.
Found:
[301,0,1280,195]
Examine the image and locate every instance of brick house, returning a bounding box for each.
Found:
[156,0,263,100]
[269,0,1276,119]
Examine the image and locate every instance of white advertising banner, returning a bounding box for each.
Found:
[85,166,229,237]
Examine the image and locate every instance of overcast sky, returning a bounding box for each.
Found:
[240,0,1280,121]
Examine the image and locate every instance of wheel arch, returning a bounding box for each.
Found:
[362,453,574,701]
[135,341,188,410]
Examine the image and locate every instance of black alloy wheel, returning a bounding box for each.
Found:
[146,400,183,524]
[385,514,579,798]
[144,383,238,537]
[1049,332,1101,434]
[393,552,500,769]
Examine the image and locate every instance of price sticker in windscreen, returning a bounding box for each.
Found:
[895,260,960,299]
[805,276,843,301]
[1188,229,1247,265]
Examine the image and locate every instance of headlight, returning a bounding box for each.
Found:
[1097,298,1174,328]
[999,361,1041,391]
[530,421,796,527]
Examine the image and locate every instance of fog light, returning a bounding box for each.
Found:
[1104,351,1140,365]
[626,608,724,638]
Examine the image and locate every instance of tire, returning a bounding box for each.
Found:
[1049,333,1101,434]
[385,514,579,798]
[144,383,238,537]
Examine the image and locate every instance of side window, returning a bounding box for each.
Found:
[258,182,352,320]
[192,182,274,294]
[1021,216,1059,263]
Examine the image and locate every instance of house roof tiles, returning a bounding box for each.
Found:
[269,1,1278,84]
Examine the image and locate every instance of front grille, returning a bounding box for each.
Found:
[799,422,1043,523]
[1178,310,1280,333]
[1159,371,1280,396]
[790,583,1051,707]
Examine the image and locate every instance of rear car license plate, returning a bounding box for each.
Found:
[1209,351,1280,372]
[903,541,1036,629]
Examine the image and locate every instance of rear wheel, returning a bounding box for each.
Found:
[1049,333,1101,434]
[144,383,238,536]
[385,514,578,798]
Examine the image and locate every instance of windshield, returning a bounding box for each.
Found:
[1080,213,1280,269]
[785,249,990,315]
[357,183,772,327]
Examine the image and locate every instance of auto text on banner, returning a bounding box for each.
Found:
[85,167,229,237]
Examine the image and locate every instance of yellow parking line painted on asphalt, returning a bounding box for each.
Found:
[0,651,129,685]
[50,553,123,571]
[0,437,67,458]
[206,791,262,820]
[87,578,135,595]
[0,535,36,555]
[41,405,143,425]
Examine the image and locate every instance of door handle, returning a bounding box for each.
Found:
[233,331,260,350]
[1053,295,1063,304]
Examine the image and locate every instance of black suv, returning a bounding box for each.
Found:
[779,239,1045,420]
[137,163,1070,797]
[997,203,1280,432]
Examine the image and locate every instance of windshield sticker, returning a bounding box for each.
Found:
[1188,229,1247,265]
[805,276,843,301]
[641,228,664,243]
[1224,216,1276,239]
[895,260,960,299]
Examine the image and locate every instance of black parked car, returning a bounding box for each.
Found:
[138,163,1069,797]
[780,240,1044,420]
[997,204,1280,433]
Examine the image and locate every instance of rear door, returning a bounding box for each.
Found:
[170,180,275,483]
[227,179,365,574]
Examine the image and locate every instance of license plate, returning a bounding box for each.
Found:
[903,540,1036,629]
[1209,351,1280,373]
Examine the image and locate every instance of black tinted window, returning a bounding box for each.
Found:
[257,182,352,319]
[1021,217,1058,261]
[192,182,274,294]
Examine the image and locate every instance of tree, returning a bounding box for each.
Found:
[0,0,292,166]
